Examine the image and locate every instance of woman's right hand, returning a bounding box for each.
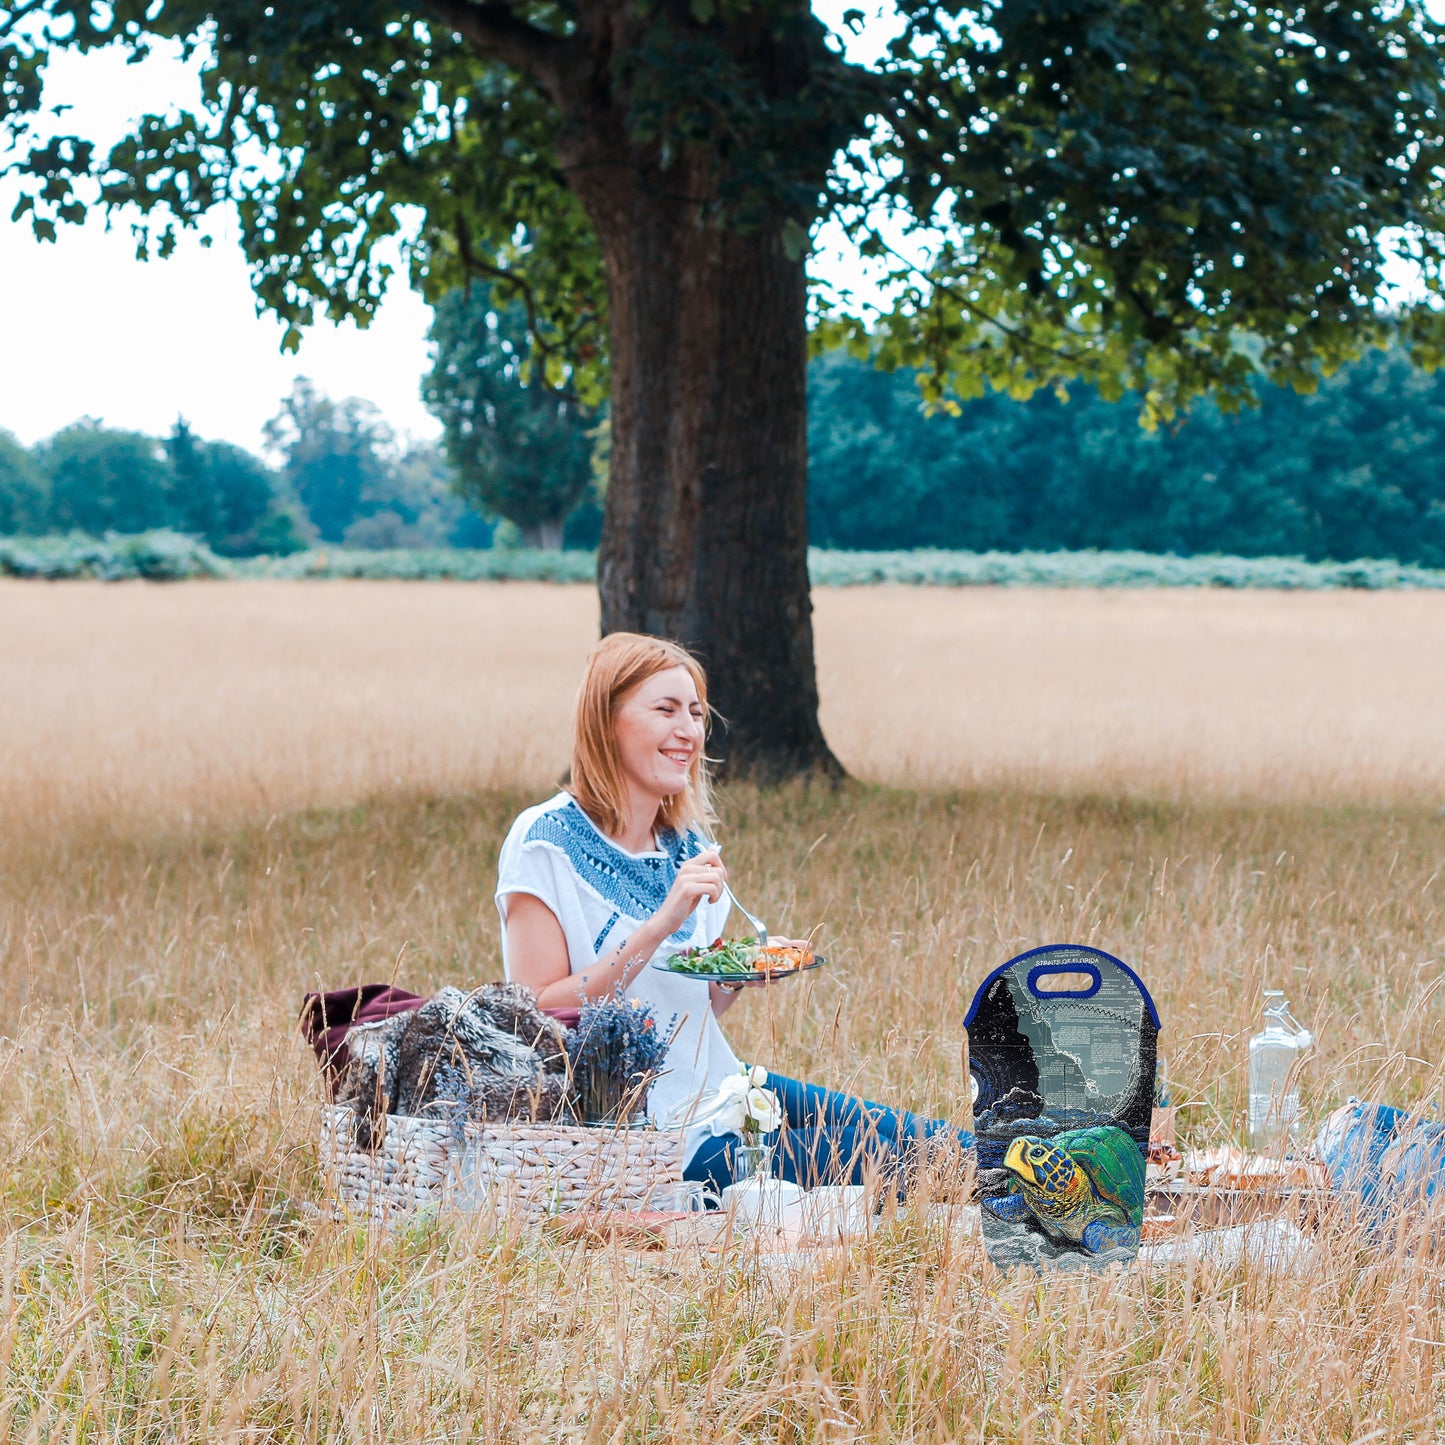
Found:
[652,848,727,937]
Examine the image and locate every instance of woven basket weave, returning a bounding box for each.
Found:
[319,1104,460,1222]
[459,1118,684,1219]
[319,1103,685,1223]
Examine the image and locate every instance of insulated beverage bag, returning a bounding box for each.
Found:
[965,944,1159,1271]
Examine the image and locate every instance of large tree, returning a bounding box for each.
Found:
[0,430,48,534]
[425,282,598,549]
[7,0,1445,775]
[37,420,174,534]
[263,378,399,543]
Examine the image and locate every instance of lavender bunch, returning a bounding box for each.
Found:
[565,993,672,1125]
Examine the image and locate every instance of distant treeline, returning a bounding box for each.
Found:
[808,344,1445,568]
[0,379,502,557]
[4,343,1445,565]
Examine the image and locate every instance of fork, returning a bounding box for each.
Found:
[724,883,769,948]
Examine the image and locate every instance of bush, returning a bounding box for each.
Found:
[233,547,597,582]
[0,531,230,581]
[4,538,1443,588]
[804,548,1445,590]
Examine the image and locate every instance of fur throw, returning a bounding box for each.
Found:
[338,984,569,1146]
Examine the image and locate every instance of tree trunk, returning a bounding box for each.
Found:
[521,518,565,551]
[566,151,843,781]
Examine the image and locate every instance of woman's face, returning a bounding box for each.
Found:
[613,665,705,802]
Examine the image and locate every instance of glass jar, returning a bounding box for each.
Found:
[732,1140,774,1184]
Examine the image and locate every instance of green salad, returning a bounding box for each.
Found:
[665,939,760,976]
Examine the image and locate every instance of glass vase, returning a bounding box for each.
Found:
[732,1140,774,1185]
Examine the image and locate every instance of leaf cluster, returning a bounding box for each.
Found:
[830,0,1445,420]
[616,0,880,234]
[4,0,606,379]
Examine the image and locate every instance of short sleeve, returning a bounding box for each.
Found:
[495,836,569,925]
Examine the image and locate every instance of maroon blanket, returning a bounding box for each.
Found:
[299,984,426,1095]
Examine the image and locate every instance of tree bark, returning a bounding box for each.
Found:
[561,125,843,780]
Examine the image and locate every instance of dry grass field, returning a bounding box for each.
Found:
[2,579,1444,1442]
[4,580,1444,834]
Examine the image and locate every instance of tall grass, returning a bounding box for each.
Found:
[2,583,1443,1440]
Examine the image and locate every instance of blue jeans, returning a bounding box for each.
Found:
[682,1069,975,1193]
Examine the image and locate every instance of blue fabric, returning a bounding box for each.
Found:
[683,1069,975,1193]
[1317,1100,1445,1231]
[523,799,705,946]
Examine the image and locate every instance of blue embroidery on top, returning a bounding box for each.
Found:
[524,799,708,947]
[593,910,621,954]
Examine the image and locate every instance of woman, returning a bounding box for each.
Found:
[497,631,971,1191]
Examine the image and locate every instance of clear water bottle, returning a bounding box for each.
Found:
[1248,991,1313,1151]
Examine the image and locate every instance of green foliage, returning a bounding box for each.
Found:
[37,421,175,535]
[2,0,612,392]
[808,345,1445,567]
[21,416,300,552]
[263,379,393,544]
[0,530,231,580]
[167,420,295,555]
[805,549,1445,591]
[234,545,597,581]
[9,0,1445,420]
[16,415,307,553]
[10,536,1440,588]
[261,378,493,547]
[830,0,1445,421]
[424,283,597,548]
[0,429,48,534]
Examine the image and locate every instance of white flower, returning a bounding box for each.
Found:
[742,1085,782,1133]
[663,1065,782,1136]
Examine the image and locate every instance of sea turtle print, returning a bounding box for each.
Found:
[982,1125,1145,1255]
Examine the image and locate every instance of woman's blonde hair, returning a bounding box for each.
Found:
[570,632,715,840]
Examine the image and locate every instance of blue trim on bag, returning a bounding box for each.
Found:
[963,943,1161,1028]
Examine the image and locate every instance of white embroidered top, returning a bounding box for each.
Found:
[495,791,741,1164]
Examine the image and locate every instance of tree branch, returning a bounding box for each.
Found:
[421,0,574,104]
[0,0,48,41]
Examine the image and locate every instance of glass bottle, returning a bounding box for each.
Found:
[1248,990,1313,1151]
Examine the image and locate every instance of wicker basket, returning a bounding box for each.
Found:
[319,1104,685,1223]
[319,1104,462,1223]
[459,1119,685,1219]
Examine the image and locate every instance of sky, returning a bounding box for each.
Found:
[0,3,895,456]
[0,44,442,453]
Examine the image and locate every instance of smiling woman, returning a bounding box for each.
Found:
[495,631,973,1192]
